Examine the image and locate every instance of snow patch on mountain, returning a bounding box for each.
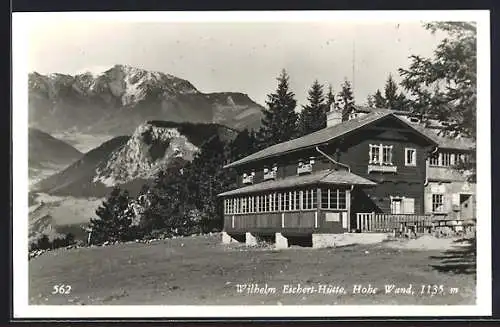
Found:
[93,122,199,186]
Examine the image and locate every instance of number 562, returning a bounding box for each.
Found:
[52,284,71,295]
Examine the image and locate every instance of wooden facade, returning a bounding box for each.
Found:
[219,111,474,238]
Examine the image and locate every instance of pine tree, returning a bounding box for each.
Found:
[336,79,355,121]
[187,135,233,232]
[257,69,298,149]
[229,128,258,162]
[384,74,399,108]
[373,89,386,108]
[142,169,191,235]
[298,80,327,136]
[383,74,410,110]
[326,84,336,111]
[89,187,135,244]
[366,94,375,108]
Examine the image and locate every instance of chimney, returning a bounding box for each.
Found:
[326,103,342,127]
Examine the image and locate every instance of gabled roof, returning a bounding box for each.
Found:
[217,169,376,197]
[409,124,475,151]
[354,107,476,150]
[224,110,438,168]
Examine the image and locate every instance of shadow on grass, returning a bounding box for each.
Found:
[429,237,476,275]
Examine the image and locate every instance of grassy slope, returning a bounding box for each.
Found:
[29,235,475,306]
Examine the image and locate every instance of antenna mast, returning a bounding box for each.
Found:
[352,39,355,91]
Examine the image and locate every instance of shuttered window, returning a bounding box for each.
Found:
[432,194,445,213]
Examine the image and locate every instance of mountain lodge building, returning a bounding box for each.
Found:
[218,105,476,248]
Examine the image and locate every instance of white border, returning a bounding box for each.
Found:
[12,10,491,318]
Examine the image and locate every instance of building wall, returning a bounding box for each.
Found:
[424,181,476,219]
[235,151,333,188]
[224,209,347,235]
[332,125,432,215]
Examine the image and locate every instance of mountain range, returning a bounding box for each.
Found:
[29,127,83,184]
[32,121,237,197]
[29,64,264,136]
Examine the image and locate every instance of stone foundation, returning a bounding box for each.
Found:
[221,232,241,244]
[245,232,258,246]
[275,232,288,249]
[312,233,389,248]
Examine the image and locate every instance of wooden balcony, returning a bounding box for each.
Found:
[367,164,397,174]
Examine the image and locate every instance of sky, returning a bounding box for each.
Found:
[27,17,446,107]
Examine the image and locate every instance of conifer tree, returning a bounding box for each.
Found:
[399,22,476,138]
[89,187,135,244]
[187,135,232,232]
[229,128,258,162]
[366,94,375,108]
[336,79,355,121]
[373,89,387,108]
[257,69,298,149]
[399,22,476,181]
[298,80,327,136]
[326,84,336,111]
[141,168,191,235]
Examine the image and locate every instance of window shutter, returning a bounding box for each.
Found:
[389,145,393,165]
[403,198,415,214]
[452,193,460,206]
[424,192,433,214]
[443,194,451,213]
[369,145,373,164]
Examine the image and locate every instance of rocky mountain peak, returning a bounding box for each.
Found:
[93,121,198,186]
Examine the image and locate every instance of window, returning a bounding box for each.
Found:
[382,145,393,165]
[303,190,310,210]
[295,191,300,210]
[391,197,402,214]
[302,189,317,210]
[338,189,346,209]
[391,197,415,214]
[242,197,247,213]
[369,144,380,164]
[432,194,445,213]
[248,196,253,213]
[405,148,417,166]
[369,144,393,165]
[321,187,347,210]
[430,152,462,167]
[282,192,289,211]
[321,188,329,209]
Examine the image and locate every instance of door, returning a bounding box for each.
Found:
[459,194,474,220]
[391,198,402,214]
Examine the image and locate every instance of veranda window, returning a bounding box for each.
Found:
[321,187,347,210]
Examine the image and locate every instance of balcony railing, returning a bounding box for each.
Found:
[367,164,397,174]
[297,163,313,175]
[356,212,432,233]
